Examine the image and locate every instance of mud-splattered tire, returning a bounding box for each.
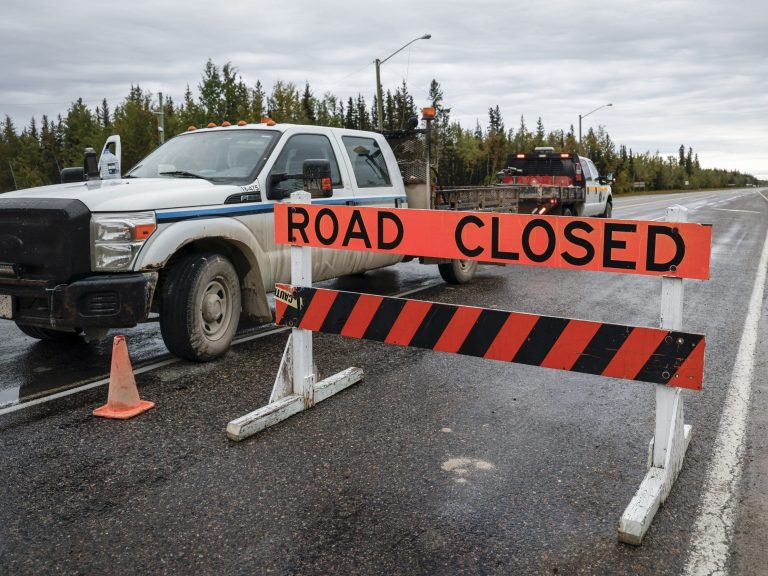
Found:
[438,259,478,284]
[160,253,241,362]
[15,323,82,342]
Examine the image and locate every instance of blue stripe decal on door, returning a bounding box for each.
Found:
[156,196,407,223]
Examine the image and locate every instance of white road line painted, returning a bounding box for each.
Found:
[0,359,178,416]
[683,220,768,576]
[618,191,740,211]
[713,208,763,214]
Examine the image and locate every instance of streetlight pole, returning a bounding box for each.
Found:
[579,102,612,148]
[376,34,431,131]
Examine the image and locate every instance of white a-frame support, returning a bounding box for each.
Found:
[227,191,363,442]
[618,205,693,545]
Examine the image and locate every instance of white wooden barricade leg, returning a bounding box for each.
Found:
[619,205,693,544]
[227,191,363,441]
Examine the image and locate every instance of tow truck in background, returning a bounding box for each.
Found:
[432,147,613,218]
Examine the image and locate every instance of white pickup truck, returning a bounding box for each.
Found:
[0,122,483,361]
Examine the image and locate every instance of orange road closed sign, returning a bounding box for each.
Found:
[274,204,712,279]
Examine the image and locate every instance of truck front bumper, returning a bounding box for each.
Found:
[0,272,158,329]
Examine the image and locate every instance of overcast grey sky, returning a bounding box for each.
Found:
[2,0,766,178]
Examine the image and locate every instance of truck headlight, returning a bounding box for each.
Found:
[91,212,156,271]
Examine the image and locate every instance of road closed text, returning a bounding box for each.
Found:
[274,204,712,279]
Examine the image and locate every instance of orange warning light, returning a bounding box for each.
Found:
[134,224,156,240]
[207,122,217,128]
[187,125,197,131]
[237,120,247,126]
[221,121,231,127]
[422,107,436,119]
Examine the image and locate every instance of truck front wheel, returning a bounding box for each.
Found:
[160,253,241,362]
[438,259,478,284]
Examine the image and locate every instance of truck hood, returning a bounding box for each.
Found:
[0,178,246,212]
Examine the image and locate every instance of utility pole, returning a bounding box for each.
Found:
[578,103,612,150]
[157,92,166,144]
[8,161,18,190]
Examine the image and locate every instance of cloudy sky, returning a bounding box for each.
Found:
[2,0,766,178]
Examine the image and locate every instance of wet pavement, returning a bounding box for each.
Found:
[1,189,767,575]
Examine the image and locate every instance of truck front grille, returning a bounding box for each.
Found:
[0,198,91,286]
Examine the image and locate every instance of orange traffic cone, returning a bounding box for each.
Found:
[93,335,155,419]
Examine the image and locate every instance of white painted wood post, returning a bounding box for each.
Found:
[226,192,363,442]
[618,205,693,545]
[289,191,316,408]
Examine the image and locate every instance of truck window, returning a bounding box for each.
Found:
[507,156,575,178]
[342,136,392,188]
[269,134,342,195]
[579,158,594,181]
[126,130,278,184]
[586,159,600,179]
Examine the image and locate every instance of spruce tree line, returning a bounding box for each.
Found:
[0,60,758,193]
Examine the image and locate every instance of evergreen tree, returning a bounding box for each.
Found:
[61,98,102,167]
[112,85,155,172]
[344,96,356,129]
[97,99,111,129]
[300,82,317,124]
[252,81,266,121]
[269,81,300,123]
[534,117,545,146]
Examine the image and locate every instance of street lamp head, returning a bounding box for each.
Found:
[375,34,433,130]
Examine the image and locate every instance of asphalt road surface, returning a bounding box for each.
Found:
[1,188,766,575]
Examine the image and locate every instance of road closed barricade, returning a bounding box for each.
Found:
[273,285,704,389]
[277,202,711,279]
[229,192,712,546]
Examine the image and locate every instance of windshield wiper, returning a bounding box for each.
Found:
[158,170,209,180]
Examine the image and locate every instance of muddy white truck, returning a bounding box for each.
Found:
[0,122,489,361]
[0,121,609,361]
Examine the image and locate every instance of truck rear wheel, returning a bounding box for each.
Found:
[160,253,241,362]
[15,323,82,342]
[438,259,478,284]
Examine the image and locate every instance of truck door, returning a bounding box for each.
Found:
[260,132,357,284]
[580,158,601,216]
[265,133,350,201]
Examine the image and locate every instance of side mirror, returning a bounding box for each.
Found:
[266,172,290,200]
[99,134,122,179]
[60,167,86,183]
[302,159,333,198]
[84,147,99,180]
[599,172,615,185]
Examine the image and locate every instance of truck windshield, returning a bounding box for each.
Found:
[126,129,279,184]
